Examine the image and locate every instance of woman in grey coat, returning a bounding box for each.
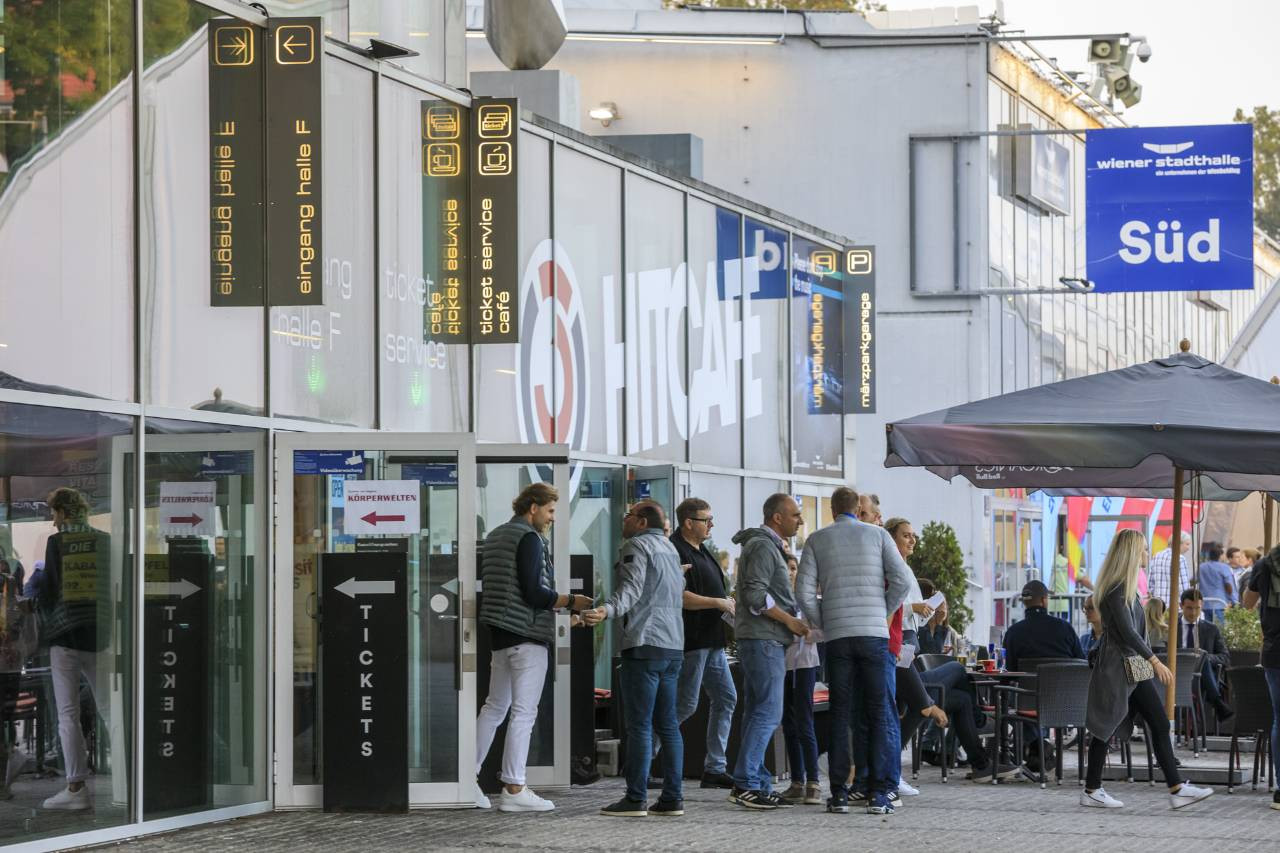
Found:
[1080,529,1213,810]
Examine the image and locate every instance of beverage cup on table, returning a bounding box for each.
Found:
[981,658,997,673]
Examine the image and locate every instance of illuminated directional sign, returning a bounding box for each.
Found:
[266,17,322,306]
[208,23,265,306]
[844,245,876,415]
[422,100,469,343]
[469,97,519,343]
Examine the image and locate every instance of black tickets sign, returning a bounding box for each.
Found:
[469,97,519,343]
[143,543,212,815]
[266,17,322,306]
[208,21,265,306]
[844,246,877,414]
[321,552,408,813]
[422,100,469,343]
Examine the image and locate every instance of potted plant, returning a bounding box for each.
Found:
[1222,604,1262,668]
[907,521,973,638]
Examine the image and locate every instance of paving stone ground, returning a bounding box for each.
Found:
[83,758,1280,853]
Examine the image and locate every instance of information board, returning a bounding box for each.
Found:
[469,97,519,343]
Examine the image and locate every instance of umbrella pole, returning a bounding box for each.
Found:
[1164,467,1185,720]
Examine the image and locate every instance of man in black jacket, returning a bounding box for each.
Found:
[670,497,737,789]
[1173,589,1234,722]
[1002,580,1085,671]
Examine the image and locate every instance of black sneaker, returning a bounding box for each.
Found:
[826,792,850,814]
[649,798,684,817]
[850,790,868,802]
[700,771,735,789]
[970,762,1021,783]
[1271,790,1280,811]
[600,797,648,817]
[867,796,896,816]
[729,788,777,810]
[763,790,795,808]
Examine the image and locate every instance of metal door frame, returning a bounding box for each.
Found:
[272,432,476,809]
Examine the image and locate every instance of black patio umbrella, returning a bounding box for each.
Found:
[885,342,1280,715]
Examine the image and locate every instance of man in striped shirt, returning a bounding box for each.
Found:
[1147,532,1192,607]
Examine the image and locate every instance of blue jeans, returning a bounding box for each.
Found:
[620,656,684,803]
[827,635,898,800]
[676,647,737,775]
[1265,668,1280,792]
[733,639,786,792]
[1204,608,1225,627]
[782,666,820,783]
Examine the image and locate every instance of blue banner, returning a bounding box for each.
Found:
[294,450,365,475]
[1086,123,1253,292]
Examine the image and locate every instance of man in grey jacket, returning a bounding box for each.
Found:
[727,493,810,811]
[583,500,686,818]
[796,486,913,815]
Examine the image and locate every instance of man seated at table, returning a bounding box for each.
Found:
[1001,580,1085,771]
[1003,580,1086,671]
[1174,589,1234,723]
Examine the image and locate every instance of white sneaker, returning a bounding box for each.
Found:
[897,779,920,796]
[475,789,492,809]
[498,786,555,812]
[43,786,92,811]
[1080,788,1124,809]
[1170,783,1214,810]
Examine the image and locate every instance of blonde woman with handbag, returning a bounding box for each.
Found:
[1080,529,1213,810]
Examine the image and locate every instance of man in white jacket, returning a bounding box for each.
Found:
[795,487,913,816]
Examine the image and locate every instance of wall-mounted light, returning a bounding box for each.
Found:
[589,102,621,127]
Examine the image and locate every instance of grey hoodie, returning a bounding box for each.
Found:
[731,527,797,644]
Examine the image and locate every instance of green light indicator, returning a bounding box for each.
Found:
[409,370,425,407]
[307,354,326,395]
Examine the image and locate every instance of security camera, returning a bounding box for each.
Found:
[1133,38,1152,62]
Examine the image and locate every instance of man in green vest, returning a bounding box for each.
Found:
[475,482,592,813]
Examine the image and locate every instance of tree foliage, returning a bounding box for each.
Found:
[907,521,973,637]
[1234,106,1280,241]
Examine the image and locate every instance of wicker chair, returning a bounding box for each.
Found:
[1225,666,1275,793]
[1173,649,1206,756]
[995,661,1091,788]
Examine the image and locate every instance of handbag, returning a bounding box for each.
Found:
[1122,654,1154,685]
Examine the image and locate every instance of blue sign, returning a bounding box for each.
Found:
[294,450,365,475]
[745,217,789,300]
[1086,123,1253,293]
[199,451,254,477]
[401,463,458,485]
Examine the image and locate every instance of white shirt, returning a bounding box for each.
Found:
[1147,547,1190,604]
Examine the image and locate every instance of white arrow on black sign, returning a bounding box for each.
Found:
[335,577,396,599]
[144,580,203,599]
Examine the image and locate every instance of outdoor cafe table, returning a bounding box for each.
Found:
[965,669,1038,784]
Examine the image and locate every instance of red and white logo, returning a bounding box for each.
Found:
[515,240,591,470]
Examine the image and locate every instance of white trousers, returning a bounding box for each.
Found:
[474,642,549,786]
[50,645,107,785]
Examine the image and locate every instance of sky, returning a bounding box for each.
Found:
[901,0,1279,127]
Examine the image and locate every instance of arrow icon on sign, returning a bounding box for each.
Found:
[226,33,250,60]
[281,33,306,55]
[361,511,406,526]
[335,578,396,599]
[145,580,203,599]
[168,514,203,526]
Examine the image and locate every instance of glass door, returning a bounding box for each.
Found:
[628,464,678,525]
[273,433,477,809]
[474,444,571,790]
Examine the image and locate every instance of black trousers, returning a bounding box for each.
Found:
[1085,677,1182,790]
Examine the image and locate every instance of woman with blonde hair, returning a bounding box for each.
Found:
[1080,528,1213,810]
[1142,597,1168,652]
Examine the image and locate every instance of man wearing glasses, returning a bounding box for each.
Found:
[670,497,737,790]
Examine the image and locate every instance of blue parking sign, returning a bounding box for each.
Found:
[1086,123,1253,292]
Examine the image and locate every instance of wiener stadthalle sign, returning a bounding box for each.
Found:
[1086,123,1253,293]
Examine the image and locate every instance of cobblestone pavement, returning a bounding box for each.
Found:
[88,767,1280,853]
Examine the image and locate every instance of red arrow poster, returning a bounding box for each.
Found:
[341,480,420,536]
[159,481,217,537]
